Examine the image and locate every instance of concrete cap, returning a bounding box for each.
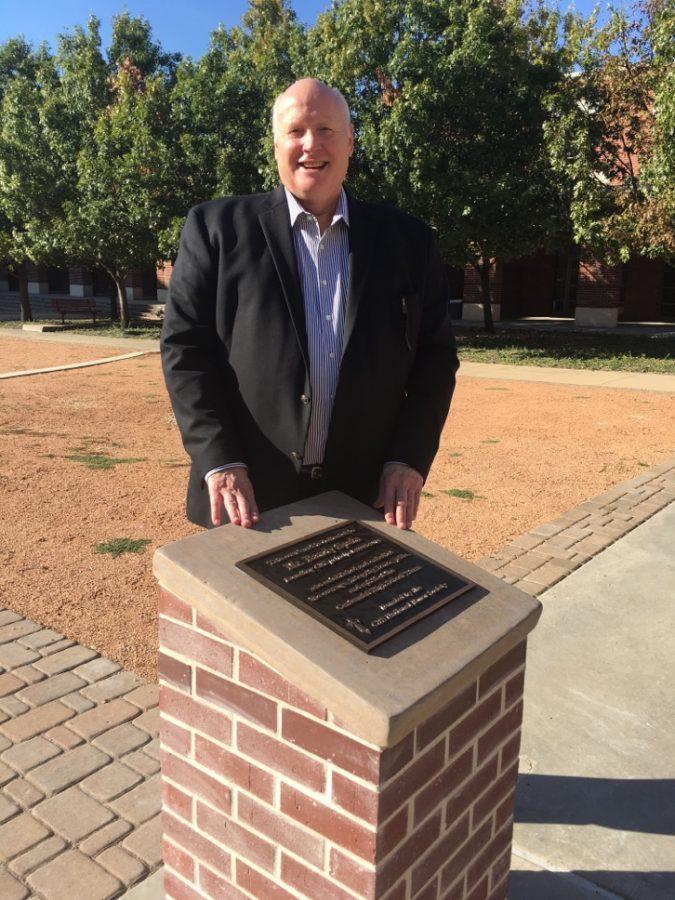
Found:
[154,492,541,748]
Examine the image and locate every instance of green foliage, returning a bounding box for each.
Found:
[441,488,479,500]
[96,537,150,557]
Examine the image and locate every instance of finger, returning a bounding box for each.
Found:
[245,482,260,523]
[384,477,396,524]
[209,485,222,527]
[236,490,252,528]
[395,496,407,530]
[411,486,421,523]
[221,490,241,526]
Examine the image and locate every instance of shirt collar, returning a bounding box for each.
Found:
[284,186,350,229]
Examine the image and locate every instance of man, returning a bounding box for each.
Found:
[161,78,458,531]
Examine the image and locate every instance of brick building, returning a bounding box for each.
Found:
[1,251,672,325]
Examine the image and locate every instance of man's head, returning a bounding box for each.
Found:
[272,78,354,214]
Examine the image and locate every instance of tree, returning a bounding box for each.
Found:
[309,0,566,330]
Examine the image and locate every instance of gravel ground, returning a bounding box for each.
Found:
[0,337,672,679]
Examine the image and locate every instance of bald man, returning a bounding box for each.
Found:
[161,79,459,531]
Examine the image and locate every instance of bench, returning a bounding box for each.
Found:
[50,297,98,324]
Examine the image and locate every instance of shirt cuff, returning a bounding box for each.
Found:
[204,463,247,483]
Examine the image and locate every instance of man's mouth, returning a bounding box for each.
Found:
[299,161,327,170]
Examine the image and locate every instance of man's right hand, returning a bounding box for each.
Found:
[207,467,260,528]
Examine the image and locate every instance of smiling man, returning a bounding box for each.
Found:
[161,78,459,531]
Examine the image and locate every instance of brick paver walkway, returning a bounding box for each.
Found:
[0,624,160,899]
[480,458,675,595]
[0,457,672,899]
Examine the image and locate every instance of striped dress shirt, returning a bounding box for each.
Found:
[285,187,350,464]
[205,188,349,481]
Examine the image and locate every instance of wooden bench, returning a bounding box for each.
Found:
[50,296,98,324]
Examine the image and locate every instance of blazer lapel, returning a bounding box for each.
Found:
[343,190,376,355]
[258,186,309,370]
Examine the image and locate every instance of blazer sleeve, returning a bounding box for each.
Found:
[384,227,460,479]
[161,205,247,479]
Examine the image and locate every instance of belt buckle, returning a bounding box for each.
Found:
[310,465,323,481]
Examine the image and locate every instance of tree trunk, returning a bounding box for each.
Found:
[114,274,130,330]
[109,282,119,321]
[562,244,575,317]
[478,263,495,333]
[17,268,33,323]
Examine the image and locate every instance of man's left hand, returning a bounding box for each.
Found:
[374,463,424,530]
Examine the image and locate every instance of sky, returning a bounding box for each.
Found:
[0,0,610,61]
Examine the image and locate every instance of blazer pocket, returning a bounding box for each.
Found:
[401,293,421,351]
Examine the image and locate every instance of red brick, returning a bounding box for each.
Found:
[380,739,445,820]
[160,618,233,679]
[238,793,324,868]
[476,701,523,765]
[236,859,296,899]
[330,846,376,896]
[416,683,477,751]
[281,853,356,900]
[282,708,380,782]
[160,685,232,746]
[490,848,511,892]
[448,691,502,756]
[162,749,232,815]
[195,613,233,642]
[194,734,274,804]
[161,719,191,757]
[163,810,231,878]
[415,876,440,900]
[439,819,492,892]
[197,800,275,872]
[472,761,518,829]
[377,805,408,857]
[332,771,378,823]
[500,731,521,774]
[280,782,376,862]
[159,652,191,692]
[196,669,277,731]
[505,669,525,707]
[488,872,509,900]
[162,780,192,821]
[411,812,470,895]
[495,794,514,832]
[165,869,202,900]
[414,746,473,826]
[478,643,526,698]
[467,875,489,900]
[160,590,192,624]
[163,837,194,881]
[377,812,442,894]
[380,731,415,784]
[239,652,325,718]
[467,820,514,889]
[383,881,407,900]
[445,757,499,827]
[199,863,247,898]
[237,722,325,792]
[440,874,466,900]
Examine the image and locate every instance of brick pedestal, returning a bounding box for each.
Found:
[155,492,540,900]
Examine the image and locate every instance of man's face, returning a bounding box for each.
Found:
[274,85,354,210]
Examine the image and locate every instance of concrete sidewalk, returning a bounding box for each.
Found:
[510,503,675,900]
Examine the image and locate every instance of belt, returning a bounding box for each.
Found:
[299,464,324,480]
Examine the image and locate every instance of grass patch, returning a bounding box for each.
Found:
[96,537,150,557]
[0,319,161,339]
[457,327,674,374]
[421,490,435,498]
[484,386,510,391]
[449,452,463,457]
[481,439,500,444]
[66,452,146,470]
[637,461,649,467]
[441,488,481,500]
[0,426,58,437]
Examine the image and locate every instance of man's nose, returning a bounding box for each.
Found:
[301,129,319,151]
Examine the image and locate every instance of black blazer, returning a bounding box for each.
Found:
[161,185,459,527]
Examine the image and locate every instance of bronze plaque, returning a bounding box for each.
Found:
[236,521,475,652]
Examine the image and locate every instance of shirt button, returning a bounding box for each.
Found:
[300,394,311,404]
[321,280,327,286]
[329,352,335,359]
[325,314,332,320]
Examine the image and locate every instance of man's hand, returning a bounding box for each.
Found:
[207,467,259,528]
[374,462,424,530]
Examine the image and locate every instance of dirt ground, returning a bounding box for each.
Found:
[0,335,673,680]
[0,334,135,371]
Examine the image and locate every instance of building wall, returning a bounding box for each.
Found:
[621,257,664,321]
